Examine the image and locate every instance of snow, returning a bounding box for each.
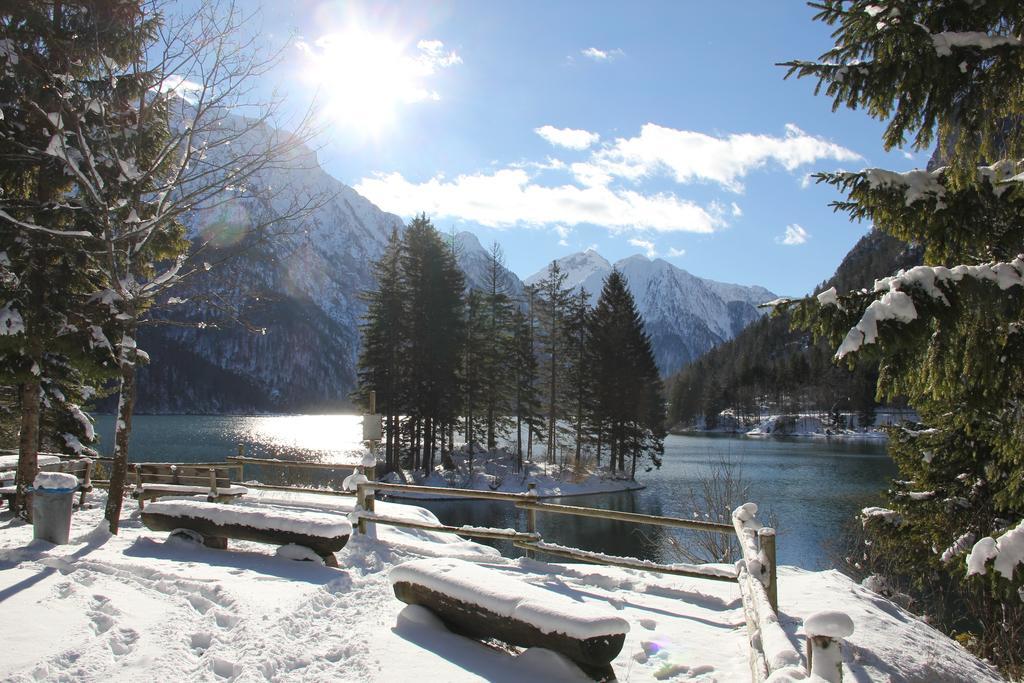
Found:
[275,543,325,564]
[138,483,249,495]
[142,500,352,537]
[0,492,1001,682]
[342,469,369,492]
[836,256,1024,358]
[0,454,61,470]
[390,557,630,640]
[803,611,854,639]
[525,248,776,375]
[33,471,80,491]
[861,507,902,525]
[863,167,945,207]
[0,302,24,335]
[815,286,838,308]
[932,31,1024,57]
[967,519,1024,579]
[382,446,644,500]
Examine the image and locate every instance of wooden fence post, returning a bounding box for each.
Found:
[357,483,376,536]
[804,611,854,682]
[759,527,778,612]
[525,483,537,559]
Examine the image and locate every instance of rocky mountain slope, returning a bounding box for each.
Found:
[125,117,774,412]
[526,252,777,375]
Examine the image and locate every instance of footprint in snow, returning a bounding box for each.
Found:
[211,657,238,678]
[108,627,139,656]
[214,609,240,629]
[190,631,214,652]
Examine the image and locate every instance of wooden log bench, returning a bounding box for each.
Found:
[140,499,352,567]
[1,457,93,510]
[389,557,629,680]
[132,463,247,510]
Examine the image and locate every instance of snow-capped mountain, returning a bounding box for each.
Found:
[454,231,523,298]
[126,109,774,412]
[526,253,776,375]
[131,115,404,413]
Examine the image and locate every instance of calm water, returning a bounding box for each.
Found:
[94,415,894,569]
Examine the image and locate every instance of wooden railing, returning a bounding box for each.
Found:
[345,479,821,682]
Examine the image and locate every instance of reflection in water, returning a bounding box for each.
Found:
[95,415,896,569]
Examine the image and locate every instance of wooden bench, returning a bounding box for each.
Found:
[132,463,247,510]
[1,457,93,510]
[140,500,351,567]
[390,557,629,680]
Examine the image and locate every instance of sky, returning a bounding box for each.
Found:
[244,1,926,296]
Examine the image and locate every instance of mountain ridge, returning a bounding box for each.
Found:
[121,115,777,412]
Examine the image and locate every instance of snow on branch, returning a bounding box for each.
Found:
[863,167,946,208]
[932,31,1024,58]
[861,507,902,525]
[835,256,1024,358]
[967,520,1024,580]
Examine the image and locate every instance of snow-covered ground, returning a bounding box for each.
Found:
[745,415,886,440]
[380,446,643,500]
[0,492,1000,682]
[676,410,916,440]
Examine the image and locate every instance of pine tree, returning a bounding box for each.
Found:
[588,270,665,477]
[461,288,487,457]
[0,1,150,515]
[783,2,1024,671]
[534,261,572,463]
[355,227,406,471]
[399,215,465,475]
[563,289,594,468]
[480,243,516,450]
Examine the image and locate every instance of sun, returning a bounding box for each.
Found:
[299,28,448,135]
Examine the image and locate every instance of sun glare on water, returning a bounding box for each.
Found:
[299,28,457,135]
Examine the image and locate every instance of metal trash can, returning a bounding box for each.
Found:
[30,471,79,544]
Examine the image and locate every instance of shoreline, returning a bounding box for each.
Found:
[670,428,889,441]
[383,481,646,502]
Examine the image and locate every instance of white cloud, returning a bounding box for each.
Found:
[730,202,743,218]
[581,47,624,61]
[511,157,567,172]
[535,125,600,151]
[777,223,810,245]
[628,238,657,258]
[582,123,862,192]
[800,173,814,189]
[667,247,686,258]
[416,39,463,69]
[554,224,571,246]
[354,168,726,234]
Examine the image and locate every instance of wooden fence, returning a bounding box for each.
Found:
[349,479,806,681]
[71,451,844,681]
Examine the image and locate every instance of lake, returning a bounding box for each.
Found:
[94,415,895,569]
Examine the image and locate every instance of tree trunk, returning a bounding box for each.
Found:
[487,405,495,451]
[104,327,138,534]
[14,378,41,518]
[595,425,602,470]
[547,354,557,464]
[526,418,533,463]
[516,413,522,472]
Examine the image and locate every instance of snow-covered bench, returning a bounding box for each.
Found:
[1,457,93,510]
[390,557,629,678]
[133,463,247,509]
[140,500,352,567]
